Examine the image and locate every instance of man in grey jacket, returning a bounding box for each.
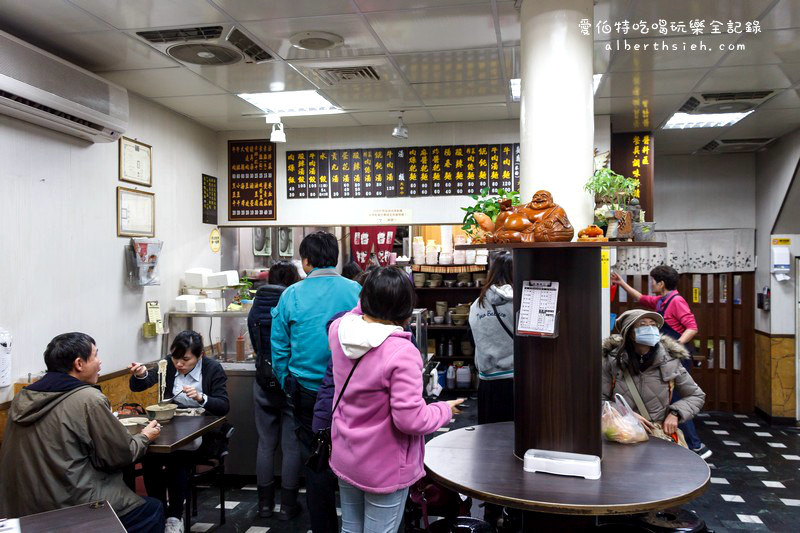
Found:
[0,332,164,532]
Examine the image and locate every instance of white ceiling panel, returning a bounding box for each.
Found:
[697,63,800,91]
[289,56,403,86]
[322,82,423,111]
[760,88,800,109]
[720,107,800,138]
[428,103,509,122]
[759,0,800,30]
[720,28,800,66]
[613,0,773,38]
[598,68,708,98]
[497,1,520,46]
[187,61,315,93]
[607,35,730,72]
[605,94,686,132]
[365,4,498,54]
[151,93,263,117]
[98,67,226,97]
[414,79,506,106]
[242,15,383,60]
[355,0,490,12]
[350,109,432,125]
[394,48,502,83]
[0,0,112,35]
[594,40,612,74]
[211,0,356,20]
[68,0,228,29]
[39,31,179,71]
[281,113,361,128]
[190,114,268,131]
[654,128,720,155]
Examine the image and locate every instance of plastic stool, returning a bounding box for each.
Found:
[429,516,495,533]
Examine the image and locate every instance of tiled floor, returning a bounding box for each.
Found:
[190,405,800,532]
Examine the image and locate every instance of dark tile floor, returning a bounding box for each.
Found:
[189,399,800,532]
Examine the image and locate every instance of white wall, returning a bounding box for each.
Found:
[755,127,800,333]
[654,154,756,231]
[0,95,220,401]
[218,116,612,227]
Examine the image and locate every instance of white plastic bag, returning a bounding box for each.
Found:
[602,393,648,444]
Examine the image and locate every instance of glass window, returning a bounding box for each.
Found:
[706,275,715,303]
[692,274,702,305]
[719,339,726,369]
[733,340,741,371]
[707,339,714,369]
[733,275,742,305]
[720,276,728,304]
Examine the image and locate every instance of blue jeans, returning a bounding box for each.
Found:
[119,496,165,533]
[673,358,702,450]
[338,479,409,533]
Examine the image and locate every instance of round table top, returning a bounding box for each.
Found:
[424,422,710,516]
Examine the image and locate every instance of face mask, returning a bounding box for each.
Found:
[634,325,660,347]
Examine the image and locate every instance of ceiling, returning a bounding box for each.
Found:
[1,0,799,154]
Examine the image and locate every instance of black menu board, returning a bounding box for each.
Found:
[202,174,217,224]
[285,143,520,199]
[228,139,276,221]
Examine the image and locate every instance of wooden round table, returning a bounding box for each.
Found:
[425,422,710,527]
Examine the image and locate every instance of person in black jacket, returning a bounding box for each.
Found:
[247,261,303,520]
[129,330,229,533]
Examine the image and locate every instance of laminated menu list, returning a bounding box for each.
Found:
[286,143,520,199]
[517,280,559,336]
[228,139,276,221]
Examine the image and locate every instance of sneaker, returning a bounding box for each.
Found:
[692,444,712,459]
[165,517,184,533]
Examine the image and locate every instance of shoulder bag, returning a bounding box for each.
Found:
[622,369,687,448]
[305,357,362,472]
[490,303,514,339]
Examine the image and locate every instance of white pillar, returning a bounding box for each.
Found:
[520,0,594,232]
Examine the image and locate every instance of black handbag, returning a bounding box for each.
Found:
[306,357,362,472]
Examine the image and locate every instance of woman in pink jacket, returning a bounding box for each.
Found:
[328,266,464,533]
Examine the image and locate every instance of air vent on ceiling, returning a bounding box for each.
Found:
[166,43,242,65]
[680,91,774,114]
[227,28,272,63]
[137,26,223,44]
[314,66,380,86]
[700,138,774,153]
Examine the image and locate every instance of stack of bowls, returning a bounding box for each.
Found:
[413,273,426,287]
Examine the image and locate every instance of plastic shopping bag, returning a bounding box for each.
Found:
[602,394,648,444]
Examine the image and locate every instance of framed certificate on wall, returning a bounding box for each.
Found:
[119,136,152,186]
[117,186,155,237]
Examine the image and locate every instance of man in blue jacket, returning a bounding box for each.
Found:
[271,231,360,532]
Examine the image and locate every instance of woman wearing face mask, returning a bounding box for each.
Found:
[602,309,705,440]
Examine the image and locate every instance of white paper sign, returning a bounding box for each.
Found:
[518,280,559,336]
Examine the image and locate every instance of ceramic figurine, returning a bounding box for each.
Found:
[487,190,574,243]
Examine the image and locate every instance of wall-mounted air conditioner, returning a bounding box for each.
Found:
[0,30,128,143]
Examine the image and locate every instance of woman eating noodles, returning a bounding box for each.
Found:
[129,330,229,533]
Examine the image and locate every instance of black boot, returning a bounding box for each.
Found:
[277,487,301,521]
[258,484,274,518]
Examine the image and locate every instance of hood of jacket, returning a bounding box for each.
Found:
[602,334,690,365]
[337,311,405,360]
[11,372,93,425]
[481,284,513,306]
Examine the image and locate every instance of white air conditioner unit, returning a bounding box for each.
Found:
[0,30,128,143]
[699,138,775,154]
[680,91,774,114]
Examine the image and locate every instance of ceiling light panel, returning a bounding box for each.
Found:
[242,15,382,60]
[393,48,502,83]
[365,4,499,54]
[237,90,342,116]
[662,111,754,129]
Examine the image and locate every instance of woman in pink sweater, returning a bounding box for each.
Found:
[328,267,463,532]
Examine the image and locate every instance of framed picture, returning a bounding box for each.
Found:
[117,186,155,237]
[253,227,271,256]
[119,136,152,187]
[278,227,294,257]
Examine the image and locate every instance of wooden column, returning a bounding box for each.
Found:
[512,246,603,458]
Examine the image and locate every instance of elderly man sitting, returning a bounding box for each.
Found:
[0,332,164,533]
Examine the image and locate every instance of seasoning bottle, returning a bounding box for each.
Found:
[447,339,455,357]
[236,335,245,362]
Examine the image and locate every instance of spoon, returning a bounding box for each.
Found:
[158,390,186,406]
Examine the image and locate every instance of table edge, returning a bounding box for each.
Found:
[147,416,226,454]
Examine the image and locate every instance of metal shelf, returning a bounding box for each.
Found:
[167,311,249,318]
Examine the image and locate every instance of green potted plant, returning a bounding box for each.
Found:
[584,168,639,238]
[461,188,520,242]
[237,277,254,310]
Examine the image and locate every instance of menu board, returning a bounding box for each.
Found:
[202,174,218,225]
[286,143,520,199]
[228,139,276,221]
[518,280,559,336]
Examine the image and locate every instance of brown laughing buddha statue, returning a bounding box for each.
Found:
[486,190,574,243]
